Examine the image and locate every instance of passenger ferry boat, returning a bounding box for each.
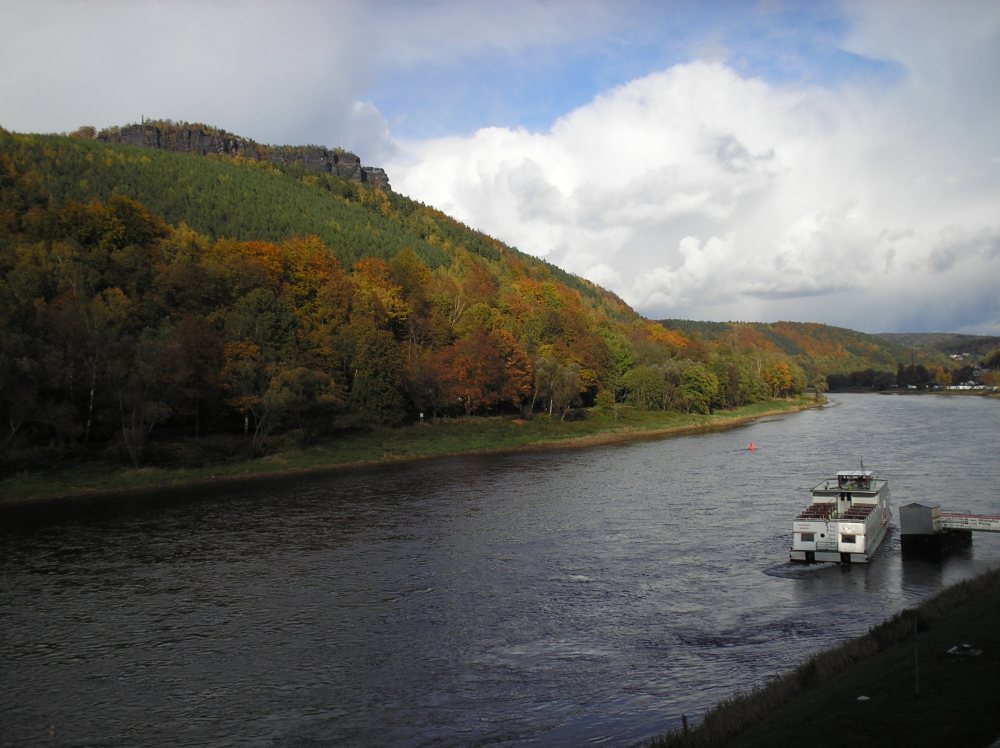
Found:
[789,468,892,563]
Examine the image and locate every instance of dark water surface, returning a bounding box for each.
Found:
[2,394,999,746]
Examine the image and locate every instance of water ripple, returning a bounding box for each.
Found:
[2,394,999,746]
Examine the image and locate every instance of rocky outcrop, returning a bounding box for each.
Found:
[96,121,390,190]
[264,146,390,189]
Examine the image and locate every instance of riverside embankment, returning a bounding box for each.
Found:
[0,397,817,505]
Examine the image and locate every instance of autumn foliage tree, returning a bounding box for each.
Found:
[440,328,532,415]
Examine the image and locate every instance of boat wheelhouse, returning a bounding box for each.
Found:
[789,469,892,563]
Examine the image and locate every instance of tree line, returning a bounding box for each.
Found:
[826,360,999,391]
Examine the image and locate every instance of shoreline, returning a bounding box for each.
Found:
[0,398,821,508]
[828,388,1000,397]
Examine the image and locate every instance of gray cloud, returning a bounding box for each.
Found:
[0,0,380,149]
[930,225,1000,273]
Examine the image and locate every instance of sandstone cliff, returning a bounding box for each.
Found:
[95,121,390,190]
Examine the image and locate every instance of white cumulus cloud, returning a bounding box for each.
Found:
[388,6,1000,333]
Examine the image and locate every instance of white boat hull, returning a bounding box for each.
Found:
[789,515,890,563]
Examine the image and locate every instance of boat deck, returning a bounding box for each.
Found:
[796,503,876,521]
[796,504,834,520]
[842,505,876,520]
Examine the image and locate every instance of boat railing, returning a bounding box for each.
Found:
[940,513,1000,533]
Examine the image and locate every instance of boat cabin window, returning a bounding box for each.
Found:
[799,532,815,542]
[841,534,857,543]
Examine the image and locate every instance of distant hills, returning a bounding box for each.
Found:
[1,123,996,471]
[876,332,1000,359]
[656,320,979,376]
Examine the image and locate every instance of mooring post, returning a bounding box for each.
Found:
[682,714,689,735]
[913,611,920,697]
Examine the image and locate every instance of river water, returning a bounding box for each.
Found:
[2,394,999,747]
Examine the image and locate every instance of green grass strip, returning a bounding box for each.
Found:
[0,398,815,504]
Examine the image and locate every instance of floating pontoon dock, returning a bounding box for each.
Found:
[900,502,1000,556]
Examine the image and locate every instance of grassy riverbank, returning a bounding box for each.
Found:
[649,567,1000,748]
[0,397,817,505]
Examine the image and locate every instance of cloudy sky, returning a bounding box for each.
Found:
[2,1,998,334]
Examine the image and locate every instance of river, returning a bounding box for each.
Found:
[2,393,999,747]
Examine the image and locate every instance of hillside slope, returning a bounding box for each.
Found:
[660,319,953,379]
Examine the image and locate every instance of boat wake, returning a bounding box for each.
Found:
[762,562,839,579]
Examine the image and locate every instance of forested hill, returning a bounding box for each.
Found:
[658,319,953,377]
[0,125,691,471]
[0,126,990,474]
